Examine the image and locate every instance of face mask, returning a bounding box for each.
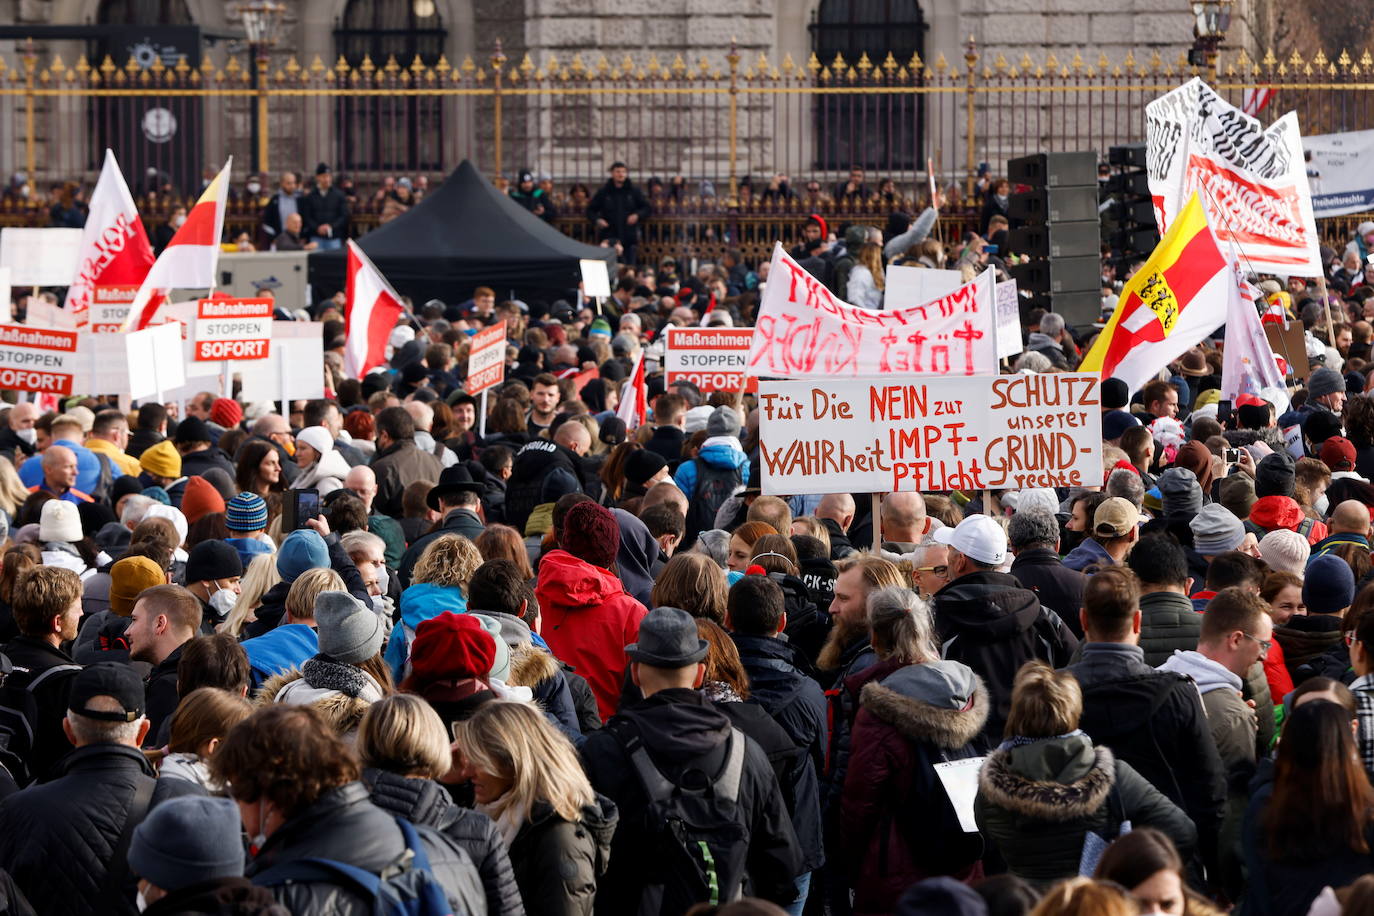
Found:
[374,564,389,597]
[171,215,186,229]
[246,181,261,194]
[208,582,238,619]
[15,428,34,445]
[1316,494,1330,516]
[136,890,148,913]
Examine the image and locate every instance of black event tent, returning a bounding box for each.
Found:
[308,159,615,306]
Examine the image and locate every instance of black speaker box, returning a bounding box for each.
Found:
[1007,152,1098,188]
[1008,186,1099,224]
[1007,256,1100,295]
[1006,221,1099,259]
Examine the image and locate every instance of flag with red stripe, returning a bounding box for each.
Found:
[344,240,406,379]
[67,150,154,328]
[616,349,647,430]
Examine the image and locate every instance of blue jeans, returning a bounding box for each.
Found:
[312,236,342,250]
[784,871,811,916]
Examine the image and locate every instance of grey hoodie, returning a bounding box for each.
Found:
[1157,649,1241,695]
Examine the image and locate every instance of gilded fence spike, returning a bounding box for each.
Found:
[124,54,139,73]
[521,53,535,74]
[225,56,241,74]
[1098,51,1110,69]
[334,54,350,77]
[1122,50,1136,70]
[1045,51,1059,70]
[831,52,847,70]
[461,54,476,73]
[310,55,325,74]
[882,51,897,72]
[1338,50,1352,70]
[1277,62,1288,76]
[1313,50,1328,67]
[856,51,872,72]
[781,52,796,74]
[993,53,1008,72]
[149,55,164,74]
[934,52,948,71]
[1019,52,1034,70]
[756,51,769,71]
[1362,51,1374,69]
[410,54,426,74]
[1149,50,1163,72]
[1288,49,1304,67]
[806,52,820,73]
[819,65,831,81]
[200,57,214,73]
[75,55,90,75]
[50,53,65,72]
[596,54,610,75]
[909,50,923,71]
[100,55,116,76]
[1071,51,1084,71]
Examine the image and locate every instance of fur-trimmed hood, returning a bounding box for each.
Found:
[977,738,1116,822]
[507,642,559,689]
[859,670,989,750]
[255,667,374,736]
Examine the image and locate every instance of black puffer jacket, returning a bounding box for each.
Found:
[974,735,1196,889]
[0,743,156,915]
[507,796,617,916]
[932,571,1080,745]
[1137,590,1201,666]
[246,782,486,916]
[363,768,524,916]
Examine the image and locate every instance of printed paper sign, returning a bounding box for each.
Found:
[933,757,986,833]
[580,259,611,298]
[1146,78,1321,276]
[758,373,1103,495]
[747,243,997,379]
[90,285,138,333]
[995,281,1024,359]
[664,327,757,393]
[1302,129,1374,218]
[193,298,273,361]
[0,228,83,287]
[0,324,81,395]
[466,320,508,396]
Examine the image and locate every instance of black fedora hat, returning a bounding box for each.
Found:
[426,463,486,511]
[625,607,708,668]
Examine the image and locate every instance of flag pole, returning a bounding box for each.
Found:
[1315,276,1338,347]
[479,390,488,439]
[871,493,882,554]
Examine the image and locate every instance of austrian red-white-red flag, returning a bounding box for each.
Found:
[616,349,647,430]
[67,150,155,328]
[344,239,406,379]
[121,157,232,332]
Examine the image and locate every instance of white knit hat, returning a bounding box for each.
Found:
[295,426,335,458]
[1260,529,1310,578]
[39,499,82,544]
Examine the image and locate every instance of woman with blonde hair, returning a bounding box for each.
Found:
[974,661,1196,888]
[150,687,253,791]
[650,552,729,624]
[387,534,484,682]
[846,241,885,309]
[0,460,31,518]
[358,695,525,916]
[453,701,617,916]
[1027,878,1135,916]
[218,552,280,637]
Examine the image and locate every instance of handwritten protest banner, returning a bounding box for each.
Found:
[746,242,997,379]
[758,373,1102,496]
[1147,78,1321,276]
[664,327,756,393]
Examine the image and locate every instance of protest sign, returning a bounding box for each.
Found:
[238,321,325,405]
[466,321,508,396]
[664,327,756,393]
[1146,78,1321,276]
[1302,129,1374,219]
[580,259,611,298]
[193,298,273,361]
[758,373,1102,496]
[0,228,83,287]
[23,296,77,330]
[125,323,186,400]
[995,281,1023,359]
[0,324,81,395]
[90,285,138,333]
[885,266,961,311]
[0,268,9,323]
[747,243,997,379]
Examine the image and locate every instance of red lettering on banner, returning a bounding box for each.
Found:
[0,368,72,395]
[1185,154,1307,249]
[195,339,270,360]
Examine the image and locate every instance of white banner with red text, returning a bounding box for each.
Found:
[758,373,1102,496]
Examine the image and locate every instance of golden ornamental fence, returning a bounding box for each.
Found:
[0,38,1372,264]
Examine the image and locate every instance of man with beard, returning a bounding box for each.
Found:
[124,584,202,746]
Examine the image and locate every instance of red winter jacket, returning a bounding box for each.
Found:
[535,549,648,721]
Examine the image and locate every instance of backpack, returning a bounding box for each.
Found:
[0,662,81,785]
[684,459,740,544]
[254,817,456,916]
[89,453,114,505]
[609,720,752,916]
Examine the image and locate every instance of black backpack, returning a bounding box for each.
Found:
[0,662,80,785]
[609,720,752,916]
[89,453,114,505]
[683,459,741,545]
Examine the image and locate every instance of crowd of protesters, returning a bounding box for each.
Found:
[4,167,1374,916]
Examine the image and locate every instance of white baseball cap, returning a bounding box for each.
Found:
[932,514,1008,566]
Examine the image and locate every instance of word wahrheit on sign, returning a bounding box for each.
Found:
[0,324,80,395]
[90,285,138,334]
[747,242,998,379]
[758,373,1103,496]
[466,320,508,396]
[664,327,757,393]
[193,298,273,361]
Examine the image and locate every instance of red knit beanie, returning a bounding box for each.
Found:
[180,476,226,525]
[560,501,620,569]
[210,397,243,429]
[409,612,495,683]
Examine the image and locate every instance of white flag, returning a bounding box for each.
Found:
[66,150,155,327]
[1221,261,1290,413]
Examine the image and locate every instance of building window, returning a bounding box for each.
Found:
[809,0,926,172]
[334,0,447,173]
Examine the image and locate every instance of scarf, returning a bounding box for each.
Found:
[302,656,376,699]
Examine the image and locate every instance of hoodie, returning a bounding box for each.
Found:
[386,582,469,682]
[612,508,662,607]
[673,435,750,496]
[1157,649,1243,695]
[290,446,353,496]
[535,549,648,721]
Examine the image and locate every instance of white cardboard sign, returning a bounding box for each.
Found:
[0,228,83,287]
[580,259,611,298]
[758,373,1103,495]
[237,321,325,404]
[995,281,1024,359]
[885,265,962,311]
[125,323,186,399]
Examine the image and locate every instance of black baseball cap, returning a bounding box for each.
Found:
[68,663,146,722]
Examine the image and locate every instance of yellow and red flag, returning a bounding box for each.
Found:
[1080,192,1228,394]
[121,157,232,331]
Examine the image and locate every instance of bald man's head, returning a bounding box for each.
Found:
[8,402,38,432]
[43,445,78,492]
[403,400,434,431]
[881,491,927,540]
[816,493,856,531]
[554,421,591,456]
[1330,500,1372,537]
[344,464,377,512]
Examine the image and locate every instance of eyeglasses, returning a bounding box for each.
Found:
[916,565,949,578]
[1240,632,1272,654]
